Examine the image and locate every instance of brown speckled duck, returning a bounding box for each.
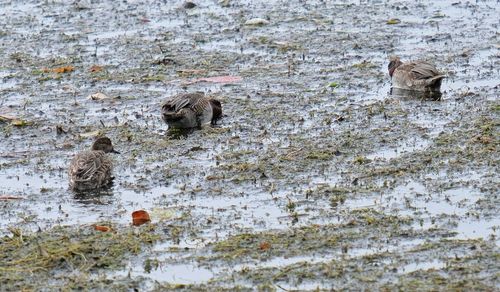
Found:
[69,137,119,192]
[388,56,445,93]
[161,92,222,129]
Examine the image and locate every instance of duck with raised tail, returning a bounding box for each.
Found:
[161,92,222,129]
[388,56,446,93]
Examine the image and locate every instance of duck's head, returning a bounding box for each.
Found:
[388,56,403,77]
[92,137,120,154]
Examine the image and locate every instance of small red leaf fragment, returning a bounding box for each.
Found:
[52,66,74,73]
[259,242,271,251]
[90,65,103,72]
[132,210,151,226]
[93,225,111,232]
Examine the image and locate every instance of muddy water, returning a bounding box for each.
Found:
[0,0,499,290]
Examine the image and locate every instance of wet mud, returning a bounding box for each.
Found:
[0,0,498,290]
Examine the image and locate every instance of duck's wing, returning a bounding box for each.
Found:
[189,95,211,116]
[69,151,110,183]
[393,63,416,88]
[409,61,441,79]
[163,93,206,113]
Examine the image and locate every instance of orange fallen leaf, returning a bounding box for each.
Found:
[52,66,74,73]
[0,196,24,200]
[132,210,151,226]
[93,225,111,232]
[90,65,103,72]
[43,66,74,73]
[259,241,271,251]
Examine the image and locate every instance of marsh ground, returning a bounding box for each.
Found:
[0,0,498,290]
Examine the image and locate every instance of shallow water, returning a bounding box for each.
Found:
[0,0,499,289]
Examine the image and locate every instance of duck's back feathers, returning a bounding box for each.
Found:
[161,93,222,128]
[163,93,206,113]
[405,61,441,79]
[69,150,113,192]
[391,60,445,92]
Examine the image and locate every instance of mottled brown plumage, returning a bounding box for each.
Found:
[161,92,222,129]
[68,137,119,192]
[388,57,445,93]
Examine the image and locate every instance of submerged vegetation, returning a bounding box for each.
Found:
[0,0,498,290]
[0,225,159,290]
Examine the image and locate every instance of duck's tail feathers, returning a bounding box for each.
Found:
[428,75,446,87]
[430,74,446,80]
[209,99,222,124]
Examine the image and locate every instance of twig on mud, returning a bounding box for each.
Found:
[0,196,25,200]
[275,284,291,291]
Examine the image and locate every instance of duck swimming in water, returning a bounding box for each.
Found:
[68,136,119,192]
